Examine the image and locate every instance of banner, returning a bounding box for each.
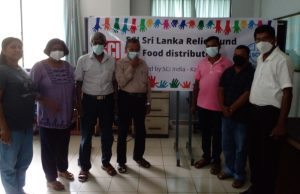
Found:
[87,17,276,91]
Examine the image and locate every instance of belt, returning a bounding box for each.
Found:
[83,93,113,100]
[119,90,146,98]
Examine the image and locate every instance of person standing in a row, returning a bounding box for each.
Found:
[218,45,254,188]
[75,32,117,182]
[0,37,36,194]
[193,36,232,175]
[30,38,75,191]
[115,38,151,173]
[240,25,293,194]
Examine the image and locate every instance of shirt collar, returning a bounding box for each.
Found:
[258,46,279,63]
[89,52,110,63]
[205,55,223,65]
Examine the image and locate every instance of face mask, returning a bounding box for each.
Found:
[233,55,246,67]
[205,47,219,57]
[256,41,273,54]
[92,44,104,55]
[50,50,64,61]
[128,52,139,60]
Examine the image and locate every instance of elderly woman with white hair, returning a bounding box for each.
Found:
[75,32,117,182]
[30,38,75,191]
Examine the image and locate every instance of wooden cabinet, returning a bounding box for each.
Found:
[146,92,169,137]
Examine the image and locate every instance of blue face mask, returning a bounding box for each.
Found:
[205,47,219,57]
[128,52,139,60]
[92,44,104,55]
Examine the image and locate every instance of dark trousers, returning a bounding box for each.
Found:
[117,90,147,164]
[39,127,71,182]
[78,93,114,171]
[197,107,222,163]
[248,104,281,194]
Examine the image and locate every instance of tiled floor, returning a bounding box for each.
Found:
[0,127,249,194]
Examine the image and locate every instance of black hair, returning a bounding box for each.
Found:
[44,38,69,56]
[204,36,220,45]
[254,25,275,39]
[0,37,22,65]
[125,37,141,51]
[235,45,250,56]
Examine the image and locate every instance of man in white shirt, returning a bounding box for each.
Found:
[75,32,117,182]
[240,25,293,194]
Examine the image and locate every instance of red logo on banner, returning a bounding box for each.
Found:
[105,41,122,60]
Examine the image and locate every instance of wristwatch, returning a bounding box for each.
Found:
[146,102,151,106]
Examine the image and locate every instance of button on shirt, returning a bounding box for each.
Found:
[116,57,151,101]
[75,53,115,95]
[250,47,293,108]
[195,56,232,111]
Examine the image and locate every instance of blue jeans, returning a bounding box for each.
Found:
[221,118,247,181]
[78,93,114,171]
[0,130,33,194]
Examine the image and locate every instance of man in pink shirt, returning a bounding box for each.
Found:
[192,36,232,175]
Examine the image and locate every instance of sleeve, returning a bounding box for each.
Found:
[245,68,255,91]
[115,59,135,88]
[30,62,43,92]
[0,68,7,90]
[277,57,293,89]
[74,57,84,81]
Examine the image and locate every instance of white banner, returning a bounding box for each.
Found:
[87,17,277,91]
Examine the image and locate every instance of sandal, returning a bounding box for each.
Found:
[210,163,221,175]
[135,158,151,168]
[58,170,74,180]
[232,179,245,188]
[117,164,127,173]
[47,180,65,191]
[101,163,117,176]
[78,170,89,182]
[217,171,232,180]
[194,159,210,169]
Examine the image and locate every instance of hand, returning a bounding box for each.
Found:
[271,124,286,140]
[191,105,197,115]
[146,104,151,115]
[222,106,232,118]
[0,128,11,144]
[43,98,60,113]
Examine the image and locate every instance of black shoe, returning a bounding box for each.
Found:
[239,186,253,194]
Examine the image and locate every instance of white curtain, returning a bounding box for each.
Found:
[151,0,230,17]
[195,0,230,17]
[64,0,83,67]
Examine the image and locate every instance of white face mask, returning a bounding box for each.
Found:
[50,50,64,61]
[128,52,139,60]
[256,41,273,54]
[205,47,219,57]
[92,44,104,55]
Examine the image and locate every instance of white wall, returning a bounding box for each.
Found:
[231,0,255,17]
[130,0,151,16]
[260,0,300,19]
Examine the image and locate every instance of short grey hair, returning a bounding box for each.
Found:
[90,32,106,43]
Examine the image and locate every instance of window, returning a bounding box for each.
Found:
[0,0,64,68]
[152,0,230,17]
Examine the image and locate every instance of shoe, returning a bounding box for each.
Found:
[210,163,221,175]
[232,179,245,188]
[194,159,210,169]
[239,186,253,194]
[47,180,65,191]
[217,171,232,180]
[101,163,117,176]
[78,170,89,182]
[117,164,127,173]
[58,170,74,180]
[135,158,151,168]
